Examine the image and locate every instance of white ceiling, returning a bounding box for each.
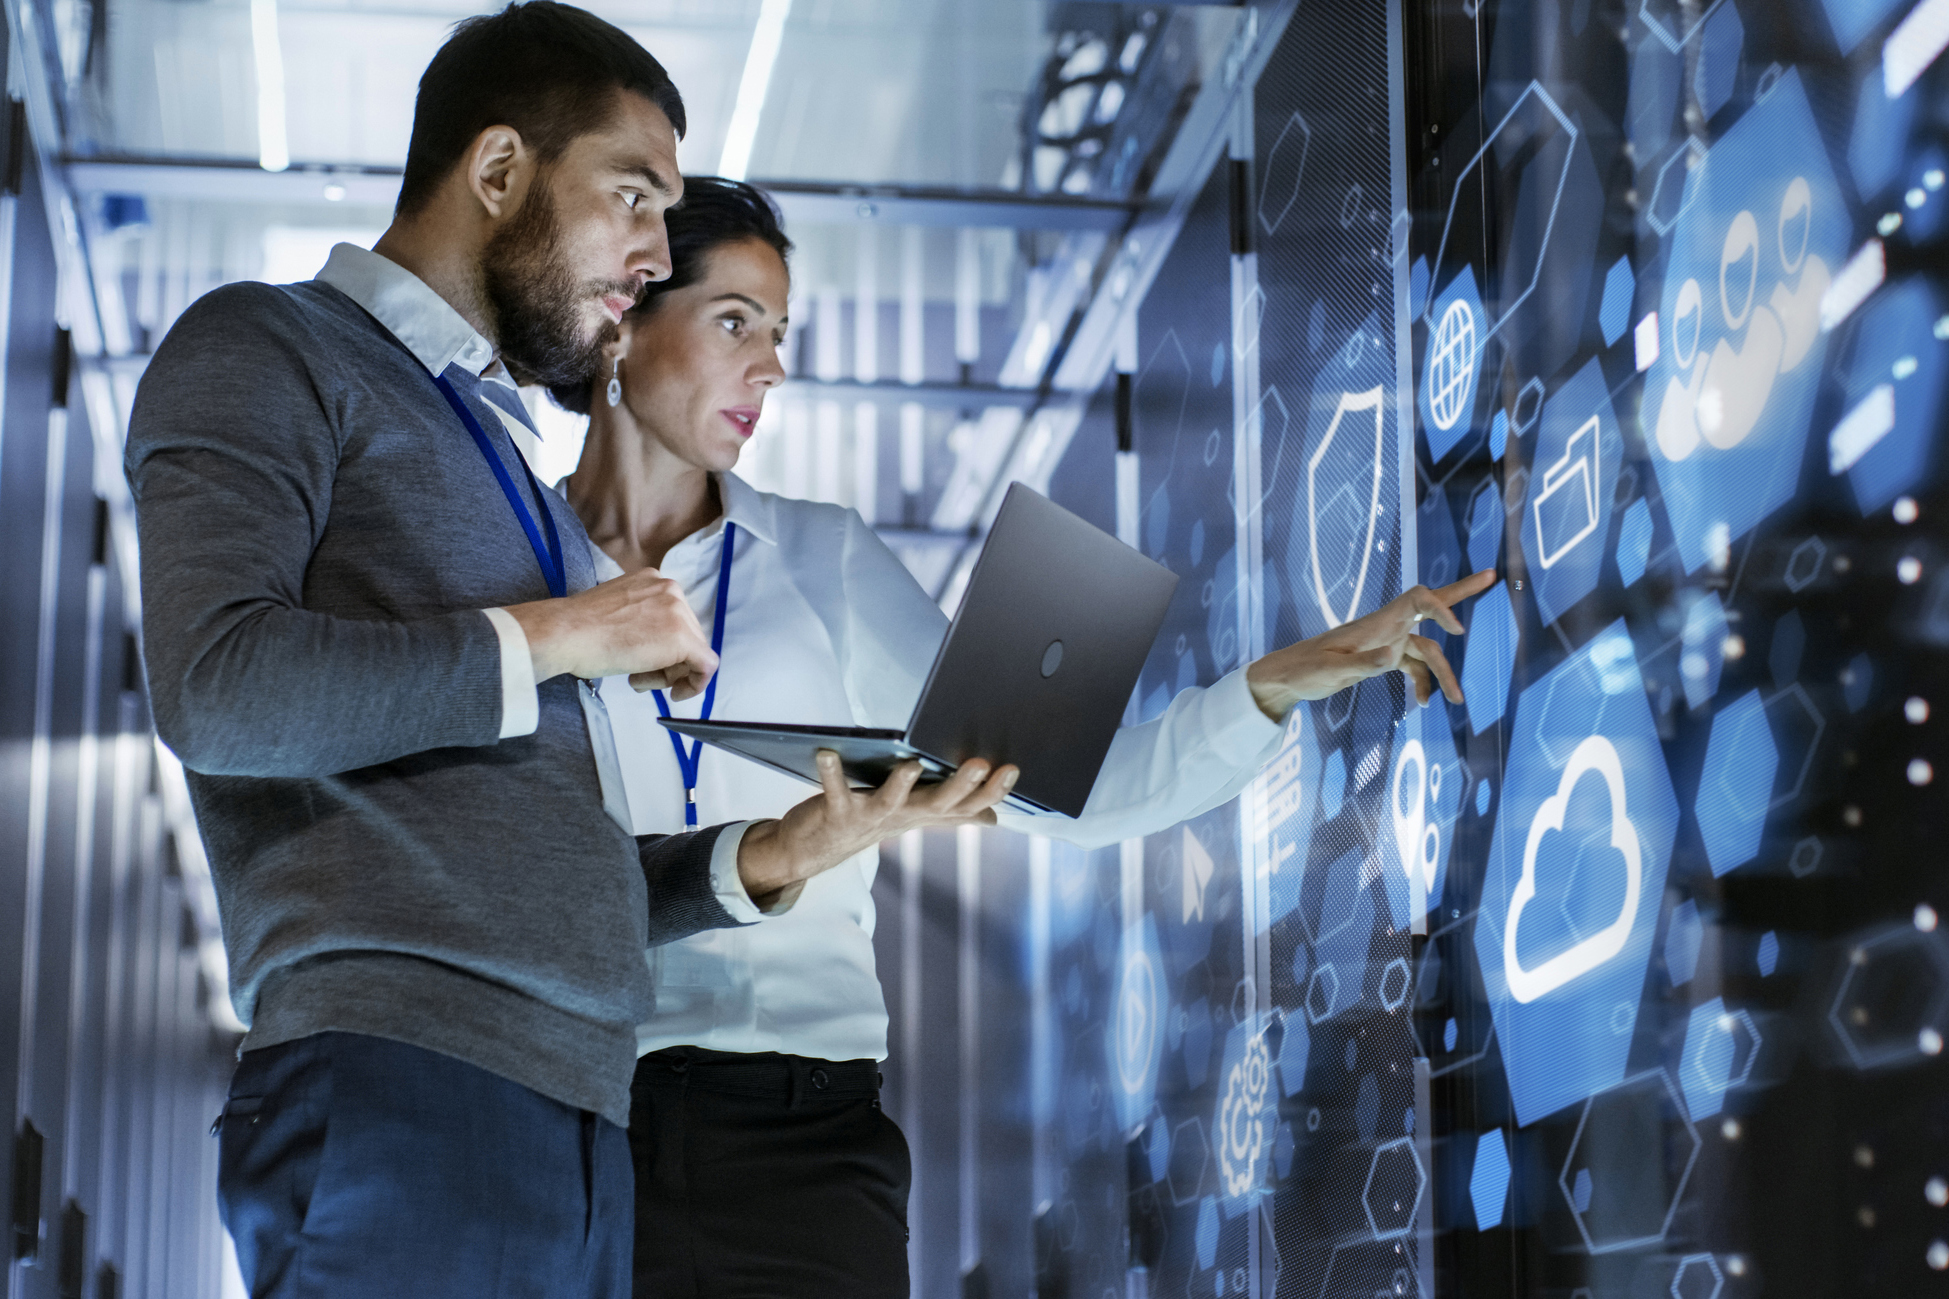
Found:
[94,0,1048,188]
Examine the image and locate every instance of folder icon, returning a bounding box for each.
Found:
[1532,415,1602,570]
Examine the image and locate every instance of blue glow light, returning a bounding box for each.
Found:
[1463,582,1520,734]
[1695,689,1779,876]
[1470,1130,1512,1229]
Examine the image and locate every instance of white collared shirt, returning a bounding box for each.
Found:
[313,243,765,923]
[598,473,1286,1062]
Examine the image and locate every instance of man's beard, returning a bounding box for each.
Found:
[480,178,631,389]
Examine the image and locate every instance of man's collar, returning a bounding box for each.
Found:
[316,243,497,379]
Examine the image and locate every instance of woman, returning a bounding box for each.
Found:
[553,178,1486,1298]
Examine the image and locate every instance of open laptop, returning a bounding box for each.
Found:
[659,483,1178,818]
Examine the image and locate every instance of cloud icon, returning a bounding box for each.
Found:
[1503,736,1643,1004]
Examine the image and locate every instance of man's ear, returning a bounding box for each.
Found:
[464,124,531,221]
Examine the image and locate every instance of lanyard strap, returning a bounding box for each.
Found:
[652,521,737,826]
[434,374,568,599]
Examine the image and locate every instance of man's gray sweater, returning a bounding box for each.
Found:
[126,278,738,1126]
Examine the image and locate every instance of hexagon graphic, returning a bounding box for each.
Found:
[1167,1117,1211,1205]
[1426,83,1579,353]
[1643,71,1850,574]
[1763,683,1825,809]
[1672,1252,1726,1299]
[1474,623,1680,1125]
[1679,997,1761,1120]
[1788,835,1823,877]
[1363,1138,1425,1240]
[1522,359,1626,625]
[1829,925,1949,1069]
[1628,35,1681,163]
[1837,278,1949,514]
[1258,111,1312,236]
[1758,930,1781,976]
[1306,964,1342,1024]
[1284,312,1397,640]
[1820,0,1908,53]
[1849,70,1918,198]
[1462,582,1520,735]
[1666,899,1704,987]
[1277,1013,1311,1097]
[1379,958,1413,1013]
[1467,477,1504,575]
[1695,689,1779,876]
[1109,915,1167,1131]
[1619,498,1654,586]
[1601,256,1637,347]
[1680,592,1729,710]
[1647,138,1706,236]
[1194,1195,1220,1269]
[1560,1069,1702,1253]
[1470,1130,1513,1229]
[1420,267,1487,462]
[1694,2,1743,121]
[1784,535,1826,592]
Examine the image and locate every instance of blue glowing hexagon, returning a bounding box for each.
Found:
[1363,1137,1425,1240]
[1666,899,1704,987]
[1673,1252,1726,1299]
[1490,408,1509,460]
[1285,311,1398,640]
[1320,748,1348,819]
[1384,703,1466,927]
[1679,996,1761,1120]
[1848,71,1919,199]
[1835,278,1949,515]
[1422,268,1488,462]
[1820,0,1908,53]
[1618,498,1654,587]
[1195,1196,1220,1269]
[1470,1130,1513,1229]
[1696,689,1779,877]
[1680,592,1728,710]
[1600,257,1637,347]
[1467,478,1504,576]
[1473,622,1680,1125]
[1463,582,1520,735]
[1109,915,1167,1131]
[1278,1014,1311,1097]
[1628,34,1680,164]
[1522,360,1625,626]
[1643,70,1850,574]
[1694,2,1742,121]
[1757,930,1780,976]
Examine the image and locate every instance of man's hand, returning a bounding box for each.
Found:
[504,569,718,699]
[1245,569,1497,720]
[735,751,1019,909]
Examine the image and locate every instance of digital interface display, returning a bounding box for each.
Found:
[950,1,1949,1294]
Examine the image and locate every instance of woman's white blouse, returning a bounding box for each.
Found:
[596,473,1285,1063]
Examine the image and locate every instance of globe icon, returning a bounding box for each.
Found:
[1426,298,1479,432]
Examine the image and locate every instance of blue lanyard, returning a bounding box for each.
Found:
[434,374,568,599]
[652,521,737,826]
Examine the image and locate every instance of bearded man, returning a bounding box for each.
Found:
[124,5,1012,1294]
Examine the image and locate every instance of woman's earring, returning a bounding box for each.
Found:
[606,357,623,409]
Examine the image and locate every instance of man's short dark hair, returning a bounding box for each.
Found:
[548,177,793,414]
[396,1,686,216]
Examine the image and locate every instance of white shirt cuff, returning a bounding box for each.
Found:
[481,607,539,739]
[1205,664,1287,761]
[706,821,796,922]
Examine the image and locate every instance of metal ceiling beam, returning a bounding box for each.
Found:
[777,378,1039,411]
[61,156,1139,230]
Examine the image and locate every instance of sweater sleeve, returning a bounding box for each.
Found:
[637,823,753,946]
[125,284,509,778]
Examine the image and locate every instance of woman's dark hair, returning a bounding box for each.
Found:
[548,176,793,414]
[397,2,687,217]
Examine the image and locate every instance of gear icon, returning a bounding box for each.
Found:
[1219,1033,1270,1196]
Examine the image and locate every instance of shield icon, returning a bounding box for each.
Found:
[1307,385,1387,629]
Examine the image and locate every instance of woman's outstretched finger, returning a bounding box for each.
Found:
[1433,568,1498,610]
[1405,633,1463,703]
